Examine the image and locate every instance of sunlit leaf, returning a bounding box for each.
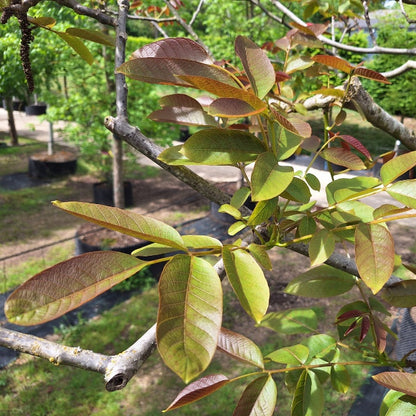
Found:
[132,243,180,257]
[373,372,416,398]
[57,32,94,65]
[247,198,278,226]
[271,110,303,137]
[311,55,354,73]
[285,264,355,298]
[338,135,372,160]
[260,308,318,334]
[182,235,223,250]
[379,390,405,416]
[130,37,213,64]
[235,35,275,99]
[331,365,350,393]
[179,75,266,110]
[373,204,410,220]
[228,221,247,236]
[219,204,243,220]
[385,395,416,415]
[355,223,395,294]
[273,125,304,161]
[157,255,222,383]
[27,16,56,28]
[66,28,115,47]
[381,280,416,307]
[326,177,380,205]
[217,327,264,369]
[309,229,335,266]
[230,187,251,209]
[53,201,187,250]
[118,58,237,88]
[248,244,272,270]
[251,152,294,201]
[302,334,337,361]
[321,148,366,170]
[387,180,416,209]
[266,344,309,365]
[354,67,390,84]
[233,375,277,416]
[381,151,416,185]
[282,177,311,204]
[182,128,266,165]
[5,252,147,325]
[209,98,263,118]
[286,55,314,74]
[158,145,201,165]
[164,374,229,411]
[223,248,269,323]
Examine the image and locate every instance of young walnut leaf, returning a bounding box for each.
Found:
[157,255,222,383]
[381,150,416,185]
[235,35,275,99]
[311,55,354,74]
[164,374,230,411]
[53,201,187,251]
[373,372,416,398]
[233,375,277,416]
[355,223,395,294]
[218,327,264,369]
[353,67,390,84]
[5,252,147,325]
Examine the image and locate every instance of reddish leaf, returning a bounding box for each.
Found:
[217,327,264,369]
[339,135,372,160]
[131,37,212,64]
[321,147,366,170]
[270,108,302,136]
[344,320,358,337]
[209,98,263,118]
[373,315,387,353]
[359,315,370,342]
[164,374,229,411]
[336,309,364,324]
[373,372,416,397]
[5,252,147,325]
[354,67,390,84]
[275,71,291,83]
[311,55,354,74]
[235,35,275,99]
[290,22,318,37]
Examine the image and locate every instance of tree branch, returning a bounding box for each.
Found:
[382,60,416,78]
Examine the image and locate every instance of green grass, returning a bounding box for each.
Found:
[0,242,74,293]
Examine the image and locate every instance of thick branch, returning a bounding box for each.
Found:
[104,116,239,208]
[382,60,416,78]
[54,0,115,26]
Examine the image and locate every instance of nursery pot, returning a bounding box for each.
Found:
[93,180,134,207]
[28,151,77,178]
[25,103,47,116]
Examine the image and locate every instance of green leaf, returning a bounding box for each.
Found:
[66,28,115,47]
[233,375,277,416]
[298,216,316,238]
[251,152,294,201]
[164,374,230,411]
[305,173,321,192]
[53,201,187,250]
[5,252,147,325]
[282,177,311,204]
[321,148,366,171]
[157,255,222,383]
[385,395,416,415]
[56,32,94,65]
[228,221,247,236]
[27,16,56,28]
[373,372,416,398]
[217,327,264,369]
[387,180,416,209]
[230,187,251,209]
[301,334,337,361]
[309,229,335,266]
[218,204,243,220]
[330,365,350,393]
[275,126,304,160]
[182,235,223,250]
[355,223,395,294]
[247,198,278,226]
[292,370,324,416]
[260,308,318,334]
[132,243,181,257]
[223,248,269,323]
[285,265,355,298]
[266,344,309,365]
[325,177,380,205]
[381,151,416,184]
[235,36,275,99]
[158,145,201,166]
[248,244,272,270]
[286,55,314,74]
[381,280,416,307]
[379,390,405,416]
[182,128,266,165]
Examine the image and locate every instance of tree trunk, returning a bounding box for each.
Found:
[5,96,18,146]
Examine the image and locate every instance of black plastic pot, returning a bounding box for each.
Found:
[12,100,25,111]
[28,151,77,178]
[25,103,47,116]
[93,181,134,207]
